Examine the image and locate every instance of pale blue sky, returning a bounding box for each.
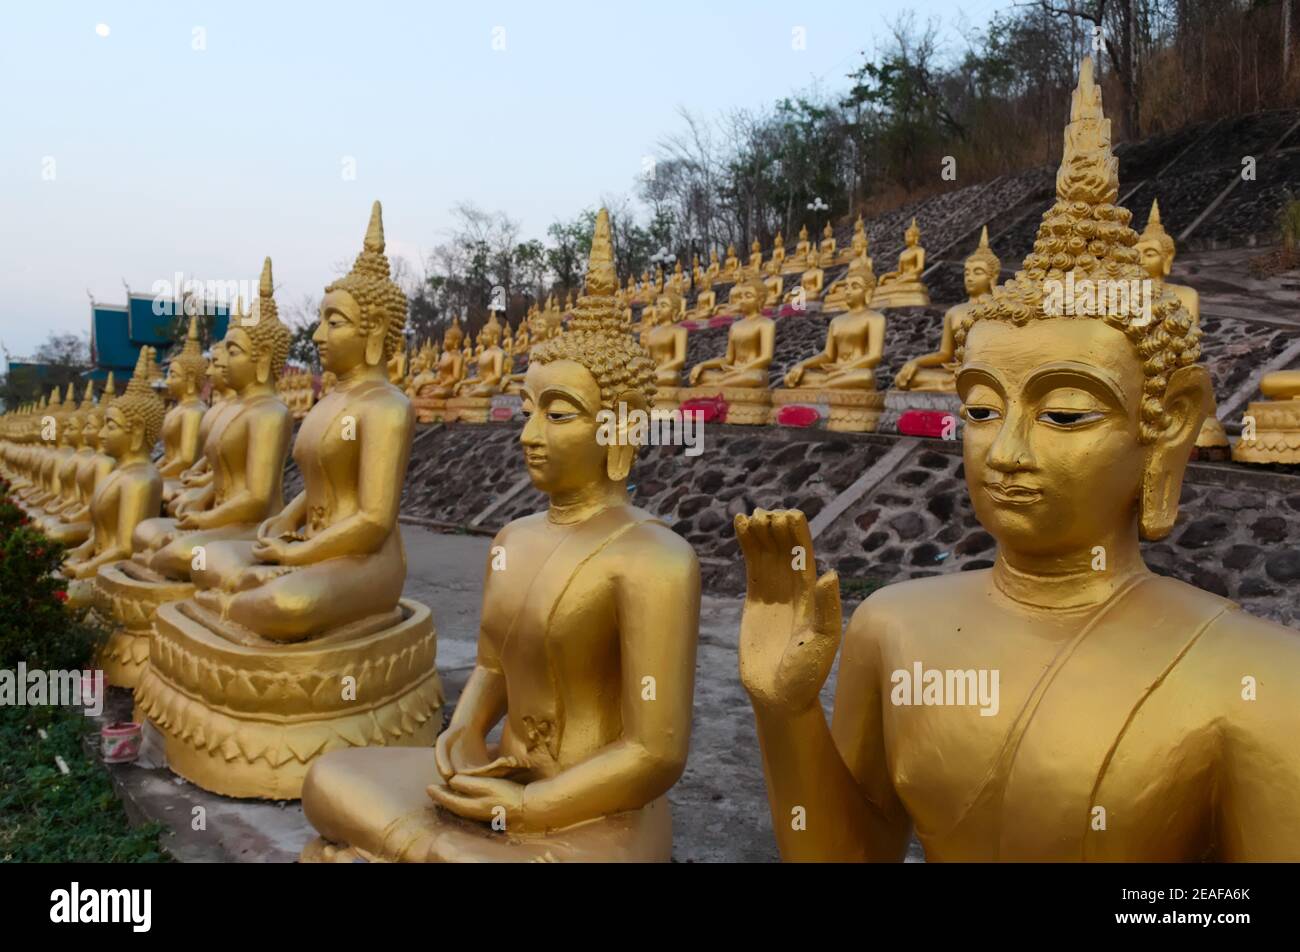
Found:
[1,0,1006,361]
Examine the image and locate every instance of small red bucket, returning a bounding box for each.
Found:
[101,722,142,764]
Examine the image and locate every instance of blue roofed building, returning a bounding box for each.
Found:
[88,293,231,382]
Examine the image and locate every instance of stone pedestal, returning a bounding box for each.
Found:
[134,598,442,800]
[411,394,447,424]
[1193,416,1231,461]
[653,386,681,415]
[444,394,492,424]
[772,388,885,432]
[873,284,931,308]
[878,389,962,435]
[1233,400,1300,464]
[94,561,196,689]
[679,387,772,426]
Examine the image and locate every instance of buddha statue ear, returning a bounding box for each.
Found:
[1140,364,1211,540]
[255,348,272,385]
[605,389,646,483]
[365,321,385,367]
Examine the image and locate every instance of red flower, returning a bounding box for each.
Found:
[54,589,68,603]
[775,405,820,428]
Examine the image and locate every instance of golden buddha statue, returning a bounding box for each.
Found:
[646,290,688,413]
[513,313,530,354]
[895,227,1000,392]
[770,232,786,272]
[404,340,435,399]
[721,243,741,283]
[32,384,83,520]
[24,383,78,513]
[689,280,717,321]
[761,258,784,307]
[669,259,686,294]
[300,208,700,863]
[823,221,841,262]
[97,264,294,688]
[873,218,930,307]
[788,225,812,273]
[1137,200,1229,455]
[60,349,164,607]
[683,275,774,425]
[738,57,1300,862]
[692,254,706,289]
[133,201,441,800]
[37,382,108,547]
[746,238,763,275]
[19,386,67,507]
[412,320,466,423]
[387,338,407,387]
[784,248,825,307]
[1233,371,1300,464]
[157,318,209,509]
[447,312,508,423]
[775,254,887,431]
[166,341,232,519]
[706,248,722,286]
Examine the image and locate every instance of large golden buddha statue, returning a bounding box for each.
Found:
[737,58,1300,862]
[133,202,442,799]
[96,265,294,688]
[683,275,774,425]
[1136,200,1229,456]
[774,255,886,431]
[873,218,930,307]
[300,208,700,863]
[61,350,165,607]
[895,227,1000,393]
[1233,371,1300,464]
[158,316,210,507]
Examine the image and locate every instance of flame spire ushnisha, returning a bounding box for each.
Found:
[325,200,408,363]
[954,55,1200,442]
[533,207,656,406]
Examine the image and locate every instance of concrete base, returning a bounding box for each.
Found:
[653,386,681,414]
[412,394,448,424]
[444,394,492,424]
[878,389,962,434]
[772,388,885,432]
[679,386,772,425]
[873,284,931,308]
[94,562,196,689]
[134,598,442,800]
[1233,399,1300,464]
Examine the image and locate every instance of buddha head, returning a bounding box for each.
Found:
[726,244,737,260]
[102,347,165,460]
[734,275,768,316]
[222,261,291,392]
[799,225,809,242]
[443,316,464,354]
[167,314,208,400]
[750,239,762,256]
[842,255,877,309]
[825,222,837,240]
[964,226,1001,300]
[904,218,921,247]
[1136,200,1176,280]
[524,208,656,494]
[67,381,96,450]
[55,383,79,447]
[652,290,682,326]
[316,202,408,379]
[953,58,1208,555]
[710,249,720,265]
[478,312,503,349]
[774,232,784,249]
[84,374,115,451]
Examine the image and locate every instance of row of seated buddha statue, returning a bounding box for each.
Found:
[4,61,1300,860]
[0,209,445,800]
[277,367,317,420]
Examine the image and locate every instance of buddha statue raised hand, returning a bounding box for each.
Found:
[896,227,999,392]
[300,208,700,862]
[737,58,1300,862]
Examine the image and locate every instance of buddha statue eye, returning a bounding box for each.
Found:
[963,406,1001,422]
[1039,410,1103,427]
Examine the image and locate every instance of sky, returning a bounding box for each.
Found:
[0,0,1008,363]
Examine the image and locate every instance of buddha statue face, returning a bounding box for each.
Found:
[652,294,678,326]
[844,272,872,309]
[735,280,764,317]
[520,359,619,497]
[905,228,919,248]
[64,415,84,449]
[1136,237,1173,279]
[964,259,993,298]
[82,411,102,451]
[220,328,269,391]
[313,289,379,376]
[99,406,142,460]
[958,317,1206,557]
